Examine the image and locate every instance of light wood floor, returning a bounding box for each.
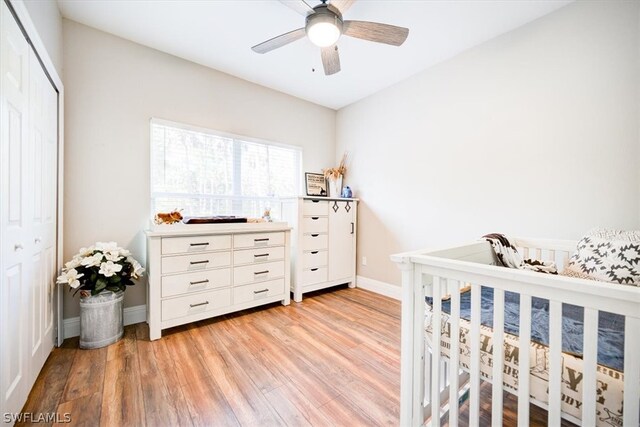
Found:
[20,286,569,426]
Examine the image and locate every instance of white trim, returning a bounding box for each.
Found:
[356,275,401,300]
[63,305,147,340]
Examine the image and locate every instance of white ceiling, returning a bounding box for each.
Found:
[57,0,571,110]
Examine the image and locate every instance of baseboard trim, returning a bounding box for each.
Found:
[63,304,147,339]
[356,275,401,300]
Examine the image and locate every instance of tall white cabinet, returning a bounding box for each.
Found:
[1,1,59,418]
[284,197,358,302]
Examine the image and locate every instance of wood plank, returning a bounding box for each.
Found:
[100,326,145,427]
[60,345,107,403]
[181,373,240,427]
[264,381,333,427]
[54,391,103,427]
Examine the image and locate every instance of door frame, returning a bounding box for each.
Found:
[4,0,65,346]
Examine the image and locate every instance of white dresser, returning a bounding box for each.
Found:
[283,197,358,302]
[145,223,291,340]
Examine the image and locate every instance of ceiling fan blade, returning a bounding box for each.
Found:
[251,28,306,54]
[330,0,356,15]
[321,45,341,75]
[279,0,314,16]
[343,20,409,46]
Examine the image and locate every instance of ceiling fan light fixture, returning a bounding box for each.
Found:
[306,8,343,48]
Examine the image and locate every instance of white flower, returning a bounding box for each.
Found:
[99,261,123,277]
[95,241,119,252]
[104,251,123,262]
[76,246,95,257]
[65,258,81,269]
[126,256,145,279]
[119,248,131,257]
[56,269,84,289]
[81,252,103,267]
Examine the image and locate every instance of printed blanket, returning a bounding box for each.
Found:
[483,233,557,274]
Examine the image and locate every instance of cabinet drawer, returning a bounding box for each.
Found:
[302,216,328,233]
[233,261,285,286]
[162,235,231,255]
[301,250,328,269]
[162,251,231,275]
[302,199,329,216]
[301,233,328,250]
[300,267,328,286]
[161,269,231,298]
[161,288,231,321]
[233,279,285,305]
[234,246,285,266]
[234,232,285,249]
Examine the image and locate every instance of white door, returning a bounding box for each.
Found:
[1,1,31,415]
[28,50,57,377]
[1,1,58,417]
[328,200,356,282]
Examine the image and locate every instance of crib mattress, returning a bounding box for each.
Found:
[424,289,625,426]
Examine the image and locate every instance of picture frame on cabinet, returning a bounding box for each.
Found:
[305,173,327,196]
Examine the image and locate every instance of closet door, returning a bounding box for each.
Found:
[28,50,57,376]
[1,1,31,415]
[328,200,356,282]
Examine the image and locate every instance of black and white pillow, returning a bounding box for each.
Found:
[567,229,640,286]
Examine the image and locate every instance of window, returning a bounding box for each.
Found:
[150,119,301,219]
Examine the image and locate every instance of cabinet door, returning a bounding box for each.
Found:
[328,201,356,282]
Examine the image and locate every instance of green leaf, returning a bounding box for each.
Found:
[109,275,121,283]
[95,278,107,291]
[106,285,120,293]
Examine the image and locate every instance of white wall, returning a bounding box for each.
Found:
[337,0,640,286]
[62,20,336,318]
[22,0,63,77]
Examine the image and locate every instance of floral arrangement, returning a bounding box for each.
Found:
[57,242,144,296]
[323,152,348,181]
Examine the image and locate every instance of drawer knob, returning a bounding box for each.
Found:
[254,270,269,275]
[311,234,319,237]
[311,200,319,203]
[189,301,209,308]
[190,260,209,265]
[189,279,209,286]
[189,242,209,247]
[253,289,269,294]
[311,217,319,220]
[254,238,270,242]
[310,251,319,255]
[254,253,269,258]
[311,268,319,272]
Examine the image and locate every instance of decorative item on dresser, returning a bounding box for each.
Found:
[283,197,358,302]
[145,222,291,340]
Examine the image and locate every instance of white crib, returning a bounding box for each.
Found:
[392,238,640,426]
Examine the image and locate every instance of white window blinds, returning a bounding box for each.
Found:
[150,119,301,219]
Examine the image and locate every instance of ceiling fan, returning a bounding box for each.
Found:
[251,0,409,75]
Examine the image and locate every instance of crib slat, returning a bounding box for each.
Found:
[491,288,505,426]
[448,280,460,427]
[517,294,532,426]
[624,316,640,427]
[469,283,481,426]
[547,300,562,426]
[431,276,442,426]
[548,249,555,264]
[534,248,542,260]
[582,308,598,425]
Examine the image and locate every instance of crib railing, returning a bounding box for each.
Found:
[392,239,640,427]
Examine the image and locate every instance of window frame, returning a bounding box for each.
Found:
[149,117,303,217]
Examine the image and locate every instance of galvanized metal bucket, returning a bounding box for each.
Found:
[79,290,124,349]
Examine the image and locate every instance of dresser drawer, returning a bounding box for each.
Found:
[302,216,328,233]
[301,250,328,269]
[161,288,231,321]
[233,279,285,305]
[233,261,285,286]
[162,235,231,255]
[234,246,285,266]
[162,251,231,275]
[234,232,285,249]
[301,233,328,250]
[161,269,231,298]
[302,199,328,216]
[300,267,328,286]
